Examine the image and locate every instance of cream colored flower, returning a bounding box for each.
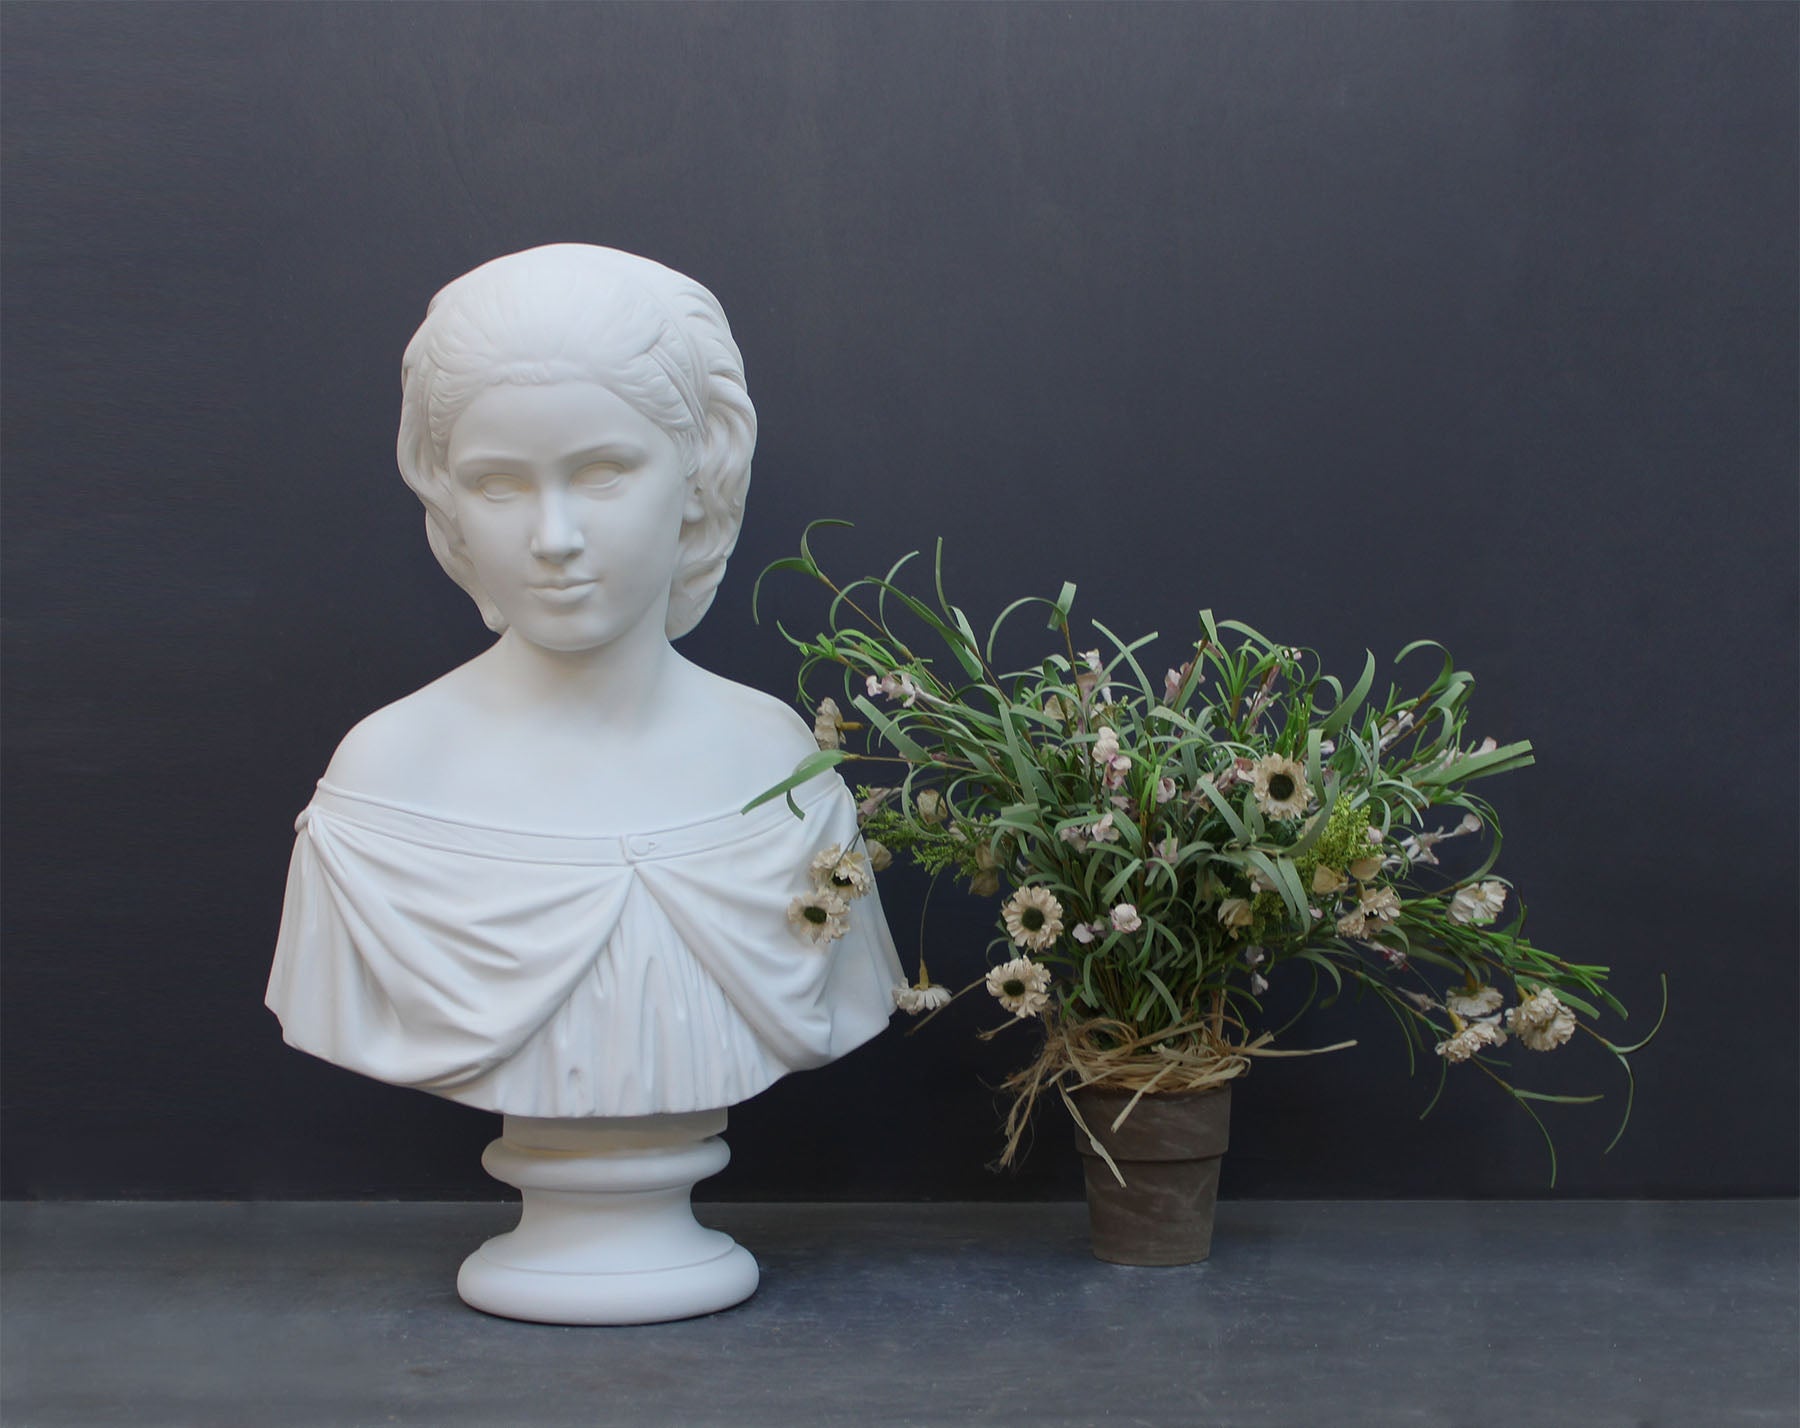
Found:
[813,697,846,751]
[864,838,893,872]
[894,984,952,1014]
[1092,726,1121,765]
[1348,854,1384,881]
[915,789,947,825]
[1249,866,1280,894]
[1002,886,1064,950]
[1110,903,1142,933]
[1336,908,1369,938]
[1217,897,1254,936]
[1250,972,1269,995]
[1448,880,1507,926]
[1506,987,1577,1051]
[1435,1020,1507,1063]
[787,889,850,945]
[986,956,1052,1018]
[1251,754,1310,820]
[810,844,874,899]
[1446,985,1504,1019]
[1311,864,1347,895]
[966,841,1002,897]
[1155,777,1177,804]
[1359,886,1402,924]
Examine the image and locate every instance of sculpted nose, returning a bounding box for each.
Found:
[529,491,585,563]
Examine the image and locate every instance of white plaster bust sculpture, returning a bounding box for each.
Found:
[265,244,903,1324]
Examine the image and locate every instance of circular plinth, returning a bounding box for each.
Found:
[457,1112,759,1325]
[458,1238,759,1326]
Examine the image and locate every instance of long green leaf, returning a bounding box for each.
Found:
[741,748,848,815]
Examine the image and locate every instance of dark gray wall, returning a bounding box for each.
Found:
[4,2,1794,1200]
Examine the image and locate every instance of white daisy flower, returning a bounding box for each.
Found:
[1506,987,1577,1051]
[787,889,851,946]
[1002,886,1064,950]
[1435,1019,1507,1063]
[1446,985,1505,1019]
[1251,754,1310,820]
[1110,903,1142,933]
[986,956,1052,1019]
[813,697,846,751]
[894,984,952,1014]
[1448,880,1507,926]
[810,844,874,899]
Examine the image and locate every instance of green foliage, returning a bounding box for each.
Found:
[751,521,1657,1180]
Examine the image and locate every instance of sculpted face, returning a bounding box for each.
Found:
[444,381,703,653]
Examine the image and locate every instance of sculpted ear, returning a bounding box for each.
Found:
[682,480,706,526]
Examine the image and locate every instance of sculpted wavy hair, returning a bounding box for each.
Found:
[397,244,756,640]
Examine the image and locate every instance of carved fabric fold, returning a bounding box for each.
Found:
[266,774,904,1117]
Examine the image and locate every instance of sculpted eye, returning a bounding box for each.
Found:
[572,462,625,492]
[475,474,526,501]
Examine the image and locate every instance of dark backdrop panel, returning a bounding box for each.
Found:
[4,2,1794,1200]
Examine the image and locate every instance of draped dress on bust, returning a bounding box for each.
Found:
[265,771,903,1117]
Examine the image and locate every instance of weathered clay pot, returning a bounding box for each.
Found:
[1067,1083,1231,1266]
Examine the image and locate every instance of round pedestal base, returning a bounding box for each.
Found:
[457,1110,759,1325]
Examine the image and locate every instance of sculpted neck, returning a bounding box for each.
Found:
[482,621,682,734]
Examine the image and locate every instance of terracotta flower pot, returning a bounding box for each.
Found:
[1067,1083,1232,1266]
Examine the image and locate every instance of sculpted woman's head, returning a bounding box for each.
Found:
[397,244,756,643]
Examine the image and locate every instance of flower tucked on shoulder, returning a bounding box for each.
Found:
[1251,754,1310,820]
[810,844,874,899]
[986,956,1052,1019]
[1506,986,1577,1051]
[787,889,851,946]
[813,697,846,751]
[1435,1019,1507,1063]
[1003,886,1064,950]
[1445,985,1504,1019]
[1449,879,1507,926]
[894,983,952,1014]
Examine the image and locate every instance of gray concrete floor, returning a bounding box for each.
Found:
[3,1200,1795,1427]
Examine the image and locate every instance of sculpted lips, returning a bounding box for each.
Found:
[529,578,598,605]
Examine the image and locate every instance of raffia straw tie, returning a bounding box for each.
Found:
[994,1017,1357,1175]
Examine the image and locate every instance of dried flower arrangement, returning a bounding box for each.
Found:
[753,524,1663,1182]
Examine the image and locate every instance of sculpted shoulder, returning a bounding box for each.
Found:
[320,680,463,803]
[679,666,823,776]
